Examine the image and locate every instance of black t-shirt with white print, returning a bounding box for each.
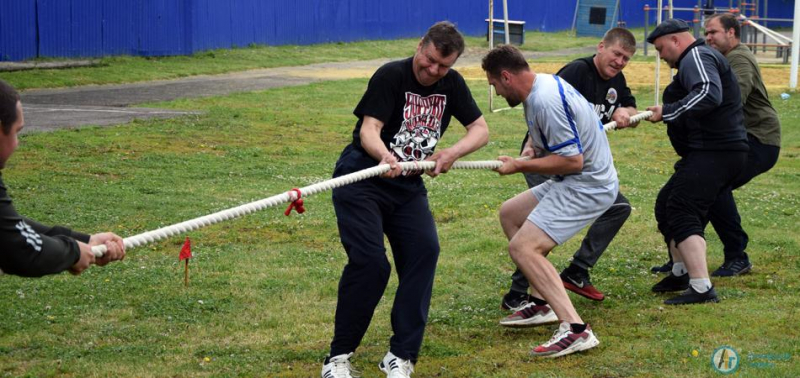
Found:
[556,56,636,124]
[335,57,482,190]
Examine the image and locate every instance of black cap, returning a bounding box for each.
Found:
[646,19,691,44]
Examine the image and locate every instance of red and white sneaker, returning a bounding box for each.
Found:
[531,322,599,358]
[561,270,605,301]
[499,302,558,327]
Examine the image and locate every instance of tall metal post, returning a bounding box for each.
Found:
[790,0,800,88]
[644,5,650,56]
[503,0,510,45]
[655,0,663,105]
[488,0,494,110]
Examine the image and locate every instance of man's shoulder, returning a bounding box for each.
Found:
[374,57,412,77]
[727,44,757,64]
[559,56,594,74]
[680,43,726,71]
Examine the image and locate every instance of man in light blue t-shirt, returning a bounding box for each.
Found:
[482,45,618,358]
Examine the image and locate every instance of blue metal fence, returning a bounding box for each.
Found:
[0,0,795,62]
[0,0,37,61]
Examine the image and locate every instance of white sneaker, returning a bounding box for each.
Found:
[321,353,359,378]
[378,351,414,378]
[499,302,559,327]
[531,322,600,358]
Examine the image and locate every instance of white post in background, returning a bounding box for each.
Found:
[790,0,800,88]
[488,0,514,112]
[488,0,494,109]
[655,0,663,105]
[668,0,674,79]
[503,0,510,45]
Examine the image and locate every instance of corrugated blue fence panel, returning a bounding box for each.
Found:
[250,1,278,46]
[0,0,37,61]
[191,0,232,52]
[135,0,188,56]
[229,0,257,48]
[1,0,797,61]
[37,0,72,58]
[72,0,104,57]
[103,0,137,56]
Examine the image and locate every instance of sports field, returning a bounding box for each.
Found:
[1,34,798,377]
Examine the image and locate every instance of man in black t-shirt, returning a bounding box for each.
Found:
[321,22,489,378]
[0,79,126,277]
[501,28,638,310]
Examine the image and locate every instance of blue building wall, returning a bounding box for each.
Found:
[0,0,795,61]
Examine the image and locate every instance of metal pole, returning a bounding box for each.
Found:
[644,5,650,56]
[655,0,663,105]
[503,0,510,45]
[488,0,494,110]
[572,0,581,33]
[789,0,800,88]
[669,0,674,82]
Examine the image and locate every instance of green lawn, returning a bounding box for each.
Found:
[1,49,799,376]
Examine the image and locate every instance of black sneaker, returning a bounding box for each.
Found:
[664,286,719,305]
[651,273,690,293]
[650,261,674,274]
[711,257,752,277]
[501,290,532,311]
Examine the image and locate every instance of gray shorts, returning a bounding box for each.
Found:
[528,179,618,245]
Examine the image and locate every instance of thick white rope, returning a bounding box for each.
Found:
[603,110,653,131]
[91,111,652,257]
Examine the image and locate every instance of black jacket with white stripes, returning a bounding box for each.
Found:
[662,39,749,157]
[0,173,89,277]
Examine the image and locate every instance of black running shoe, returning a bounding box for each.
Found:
[650,261,674,274]
[501,290,532,311]
[651,273,690,293]
[664,286,719,305]
[711,256,752,277]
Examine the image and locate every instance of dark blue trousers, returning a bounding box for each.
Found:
[707,135,780,261]
[660,135,779,264]
[655,150,747,246]
[329,177,439,362]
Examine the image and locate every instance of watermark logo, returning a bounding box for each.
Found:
[711,346,740,374]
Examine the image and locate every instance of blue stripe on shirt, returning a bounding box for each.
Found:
[552,76,583,153]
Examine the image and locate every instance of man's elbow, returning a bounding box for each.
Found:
[477,128,490,148]
[570,155,584,173]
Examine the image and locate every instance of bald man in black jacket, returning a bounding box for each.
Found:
[645,19,748,305]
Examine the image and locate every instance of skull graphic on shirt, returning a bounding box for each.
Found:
[391,93,446,162]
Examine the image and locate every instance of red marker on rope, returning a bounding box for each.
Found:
[284,188,306,216]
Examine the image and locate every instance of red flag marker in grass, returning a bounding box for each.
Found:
[179,237,192,287]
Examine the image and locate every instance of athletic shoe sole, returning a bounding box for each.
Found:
[499,308,559,327]
[532,333,600,358]
[562,280,605,301]
[711,263,752,277]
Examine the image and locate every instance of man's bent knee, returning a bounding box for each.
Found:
[508,238,550,264]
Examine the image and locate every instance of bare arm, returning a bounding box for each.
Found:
[359,115,403,178]
[426,116,490,177]
[495,153,583,176]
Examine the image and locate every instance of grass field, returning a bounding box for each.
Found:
[1,38,799,377]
